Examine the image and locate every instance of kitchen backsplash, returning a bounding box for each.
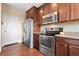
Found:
[41,20,79,32]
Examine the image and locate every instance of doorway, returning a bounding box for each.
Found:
[1,13,21,47]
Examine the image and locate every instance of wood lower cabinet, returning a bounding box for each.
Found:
[69,45,79,56]
[56,42,68,56]
[56,36,79,56]
[33,33,39,50]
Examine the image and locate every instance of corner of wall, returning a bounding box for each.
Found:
[0,3,2,52]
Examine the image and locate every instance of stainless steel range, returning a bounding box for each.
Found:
[39,27,63,56]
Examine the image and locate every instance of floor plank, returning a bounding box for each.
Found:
[0,43,43,56]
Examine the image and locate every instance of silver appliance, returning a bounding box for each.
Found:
[39,27,63,56]
[40,35,55,56]
[23,18,33,48]
[42,11,58,24]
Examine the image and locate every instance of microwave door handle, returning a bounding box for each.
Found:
[53,15,57,23]
[55,15,58,22]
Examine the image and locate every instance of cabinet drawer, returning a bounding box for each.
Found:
[56,36,71,44]
[56,36,79,46]
[68,39,79,46]
[56,36,67,43]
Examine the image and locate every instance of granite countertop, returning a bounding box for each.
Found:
[55,32,79,39]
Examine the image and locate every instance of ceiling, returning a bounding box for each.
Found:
[7,3,44,12]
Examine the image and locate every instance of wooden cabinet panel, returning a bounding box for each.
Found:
[71,3,79,20]
[39,7,44,16]
[44,4,50,15]
[33,34,39,50]
[39,7,44,25]
[50,3,58,13]
[58,3,70,22]
[56,36,79,56]
[26,11,30,18]
[56,42,68,56]
[39,7,44,20]
[29,8,34,18]
[26,7,35,18]
[69,45,79,56]
[26,7,40,32]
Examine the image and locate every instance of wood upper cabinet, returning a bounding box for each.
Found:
[69,45,79,56]
[29,8,34,18]
[50,3,58,13]
[26,7,35,18]
[39,7,44,25]
[58,3,70,22]
[71,3,79,20]
[43,4,50,15]
[39,7,44,19]
[56,42,68,56]
[26,11,30,17]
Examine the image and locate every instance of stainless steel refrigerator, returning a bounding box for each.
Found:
[23,18,33,48]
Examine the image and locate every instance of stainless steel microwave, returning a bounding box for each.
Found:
[42,11,58,24]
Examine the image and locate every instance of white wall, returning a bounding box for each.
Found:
[0,3,1,52]
[41,21,79,32]
[1,3,25,44]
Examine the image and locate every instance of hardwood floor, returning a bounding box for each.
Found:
[0,43,43,56]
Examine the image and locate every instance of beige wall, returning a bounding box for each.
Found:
[1,3,25,43]
[0,3,1,52]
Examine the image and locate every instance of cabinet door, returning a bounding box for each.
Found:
[29,8,35,18]
[44,4,50,15]
[33,34,39,50]
[69,45,79,56]
[26,11,31,18]
[58,3,70,22]
[39,7,44,24]
[50,3,58,13]
[71,3,79,20]
[56,42,68,56]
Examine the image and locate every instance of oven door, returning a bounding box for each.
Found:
[40,35,55,52]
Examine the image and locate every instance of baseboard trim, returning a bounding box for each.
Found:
[3,43,18,47]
